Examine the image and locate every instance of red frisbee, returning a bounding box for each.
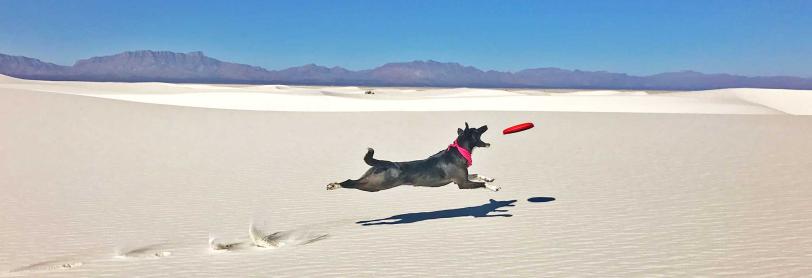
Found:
[503,122,534,135]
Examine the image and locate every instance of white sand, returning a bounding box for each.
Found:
[2,75,811,114]
[1,75,812,276]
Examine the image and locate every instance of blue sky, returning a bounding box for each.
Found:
[1,0,811,76]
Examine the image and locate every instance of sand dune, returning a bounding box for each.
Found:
[1,75,810,114]
[1,76,811,276]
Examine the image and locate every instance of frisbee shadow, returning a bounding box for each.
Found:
[528,197,556,203]
[356,199,517,226]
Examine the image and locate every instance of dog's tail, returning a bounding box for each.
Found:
[364,148,394,167]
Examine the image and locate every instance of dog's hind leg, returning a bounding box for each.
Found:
[327,179,359,190]
[327,179,388,192]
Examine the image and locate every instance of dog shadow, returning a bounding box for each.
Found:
[356,199,517,226]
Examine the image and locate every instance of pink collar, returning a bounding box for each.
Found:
[448,140,472,167]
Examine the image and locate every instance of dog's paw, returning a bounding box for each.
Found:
[485,184,501,192]
[480,176,495,183]
[326,183,342,190]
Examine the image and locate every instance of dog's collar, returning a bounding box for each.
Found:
[448,140,472,167]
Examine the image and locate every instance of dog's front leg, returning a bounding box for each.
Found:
[456,179,486,189]
[454,178,500,192]
[468,174,495,183]
[454,169,499,191]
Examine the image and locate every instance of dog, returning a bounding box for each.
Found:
[327,122,499,192]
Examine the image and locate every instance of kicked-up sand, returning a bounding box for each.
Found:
[1,75,811,276]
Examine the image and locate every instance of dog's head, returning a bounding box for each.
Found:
[456,122,490,150]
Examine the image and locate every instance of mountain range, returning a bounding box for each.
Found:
[2,50,811,90]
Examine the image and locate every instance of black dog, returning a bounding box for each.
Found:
[327,123,498,192]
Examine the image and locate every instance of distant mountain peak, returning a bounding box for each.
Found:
[64,50,270,82]
[0,53,69,78]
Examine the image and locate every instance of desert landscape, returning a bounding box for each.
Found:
[1,74,811,276]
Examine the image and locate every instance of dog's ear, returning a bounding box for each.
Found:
[465,122,469,130]
[457,128,463,135]
[479,125,488,132]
